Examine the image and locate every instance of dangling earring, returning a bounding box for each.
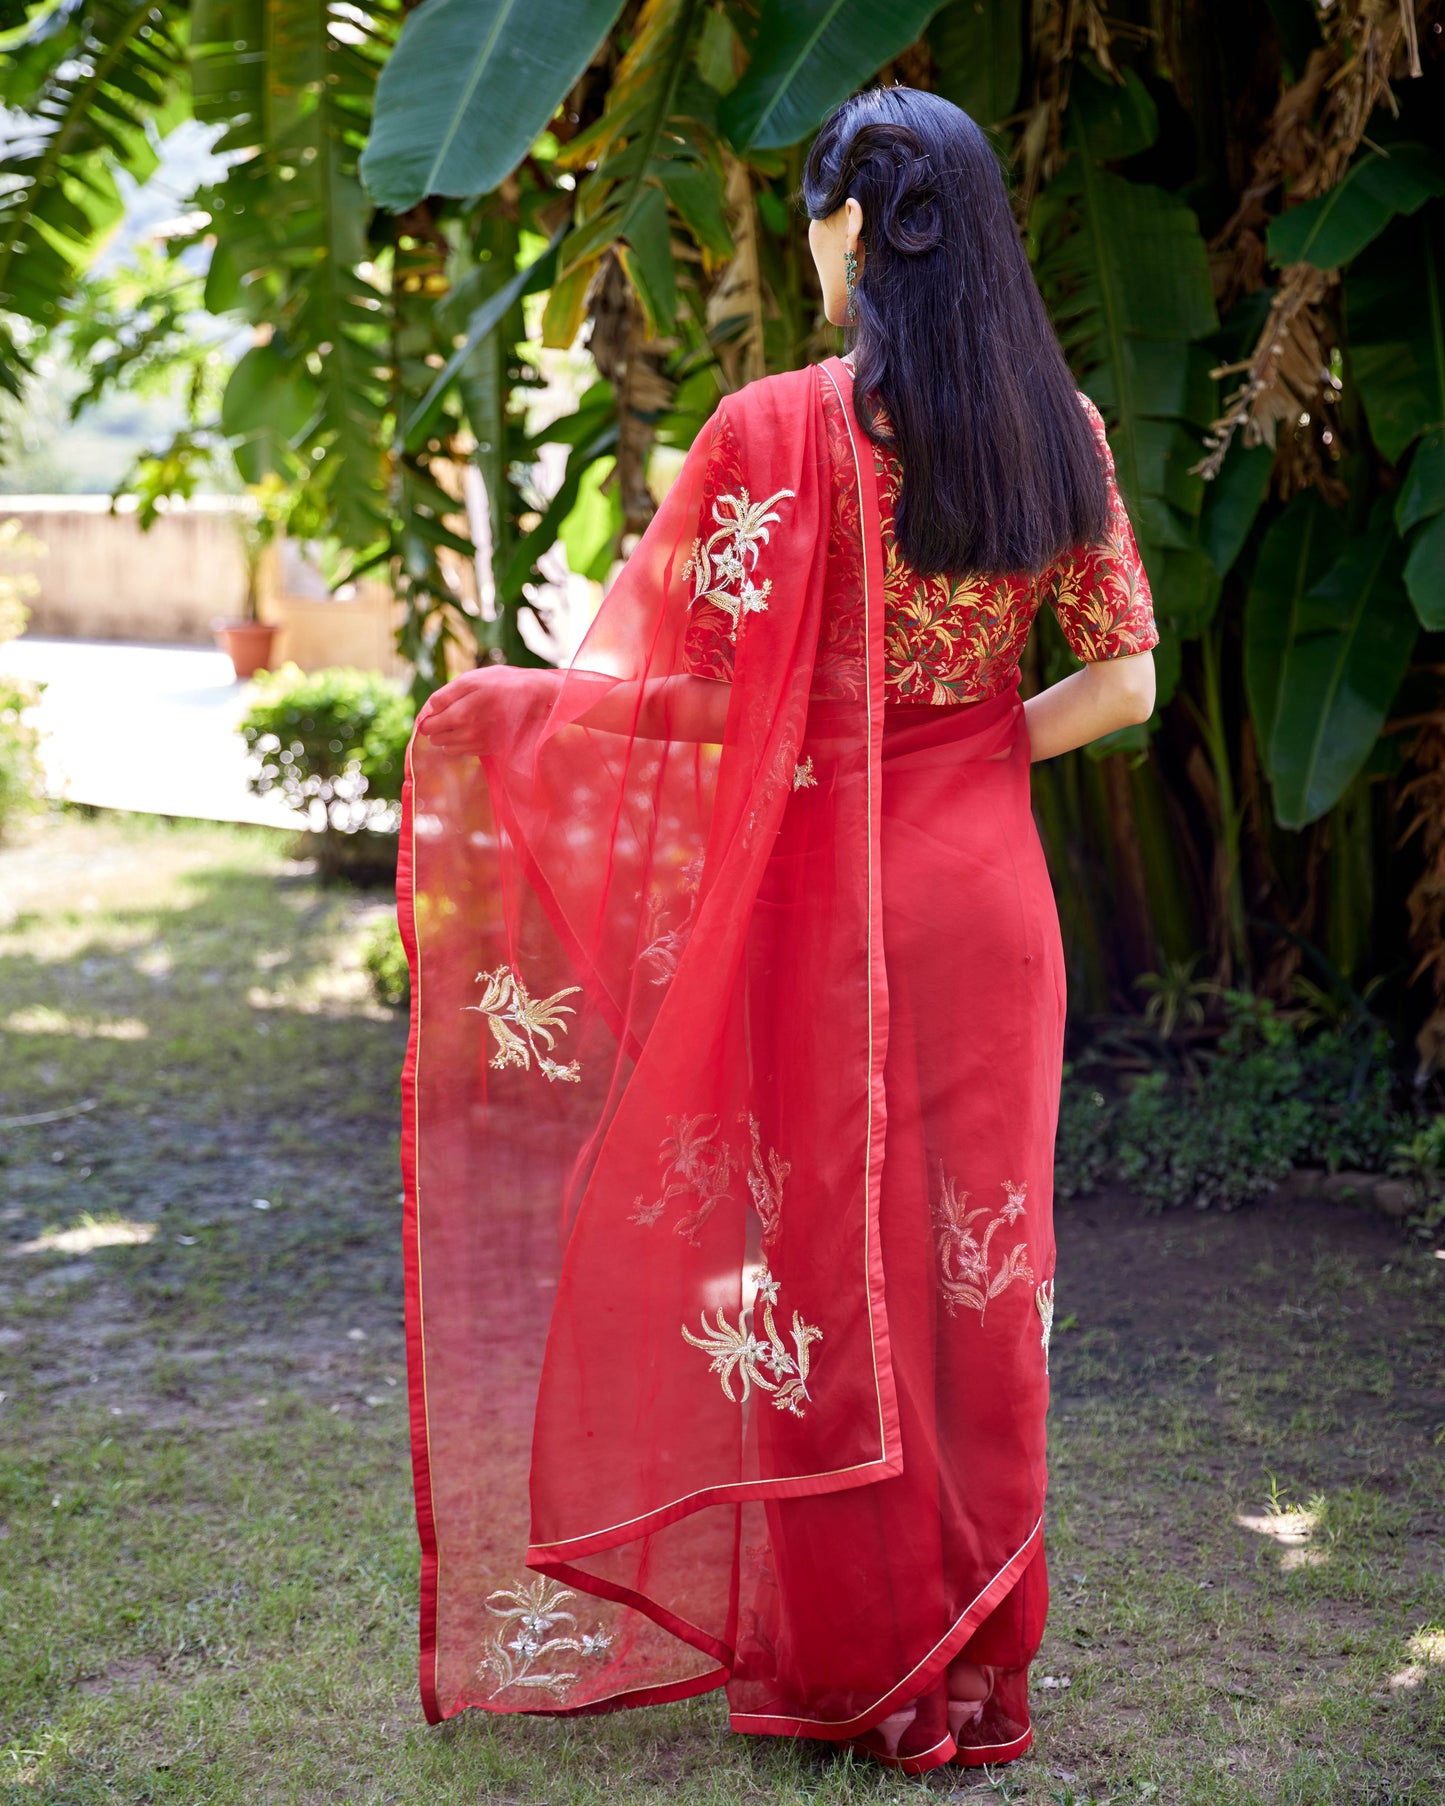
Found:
[843,246,859,323]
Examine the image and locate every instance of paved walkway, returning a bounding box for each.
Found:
[1,637,307,828]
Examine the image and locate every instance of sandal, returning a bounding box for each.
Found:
[945,1658,994,1744]
[873,1702,919,1759]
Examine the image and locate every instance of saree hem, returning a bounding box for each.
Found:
[524,1444,905,1564]
[862,1722,1035,1776]
[426,1665,729,1724]
[726,1511,1042,1740]
[397,753,444,1725]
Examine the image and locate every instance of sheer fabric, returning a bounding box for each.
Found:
[398,357,1071,1771]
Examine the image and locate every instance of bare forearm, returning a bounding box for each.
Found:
[1022,652,1156,761]
[571,672,731,742]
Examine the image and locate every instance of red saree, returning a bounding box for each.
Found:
[398,356,1064,1772]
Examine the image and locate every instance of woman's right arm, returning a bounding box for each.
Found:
[1022,649,1155,761]
[417,665,731,754]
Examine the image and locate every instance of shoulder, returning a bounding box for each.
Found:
[717,364,829,434]
[1074,388,1106,429]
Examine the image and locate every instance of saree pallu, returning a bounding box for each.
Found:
[398,358,1064,1774]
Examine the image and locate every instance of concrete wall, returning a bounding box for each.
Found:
[0,497,407,678]
[1,496,250,642]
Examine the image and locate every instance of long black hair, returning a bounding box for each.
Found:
[802,86,1109,577]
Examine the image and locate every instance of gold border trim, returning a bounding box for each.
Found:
[817,356,888,1456]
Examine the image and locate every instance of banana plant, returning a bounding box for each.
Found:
[191,0,397,557]
[0,0,188,393]
[1345,202,1445,631]
[1031,59,1220,703]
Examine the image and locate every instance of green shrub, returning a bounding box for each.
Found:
[240,664,414,841]
[1112,993,1408,1211]
[0,671,43,841]
[1388,1115,1445,1238]
[363,917,410,1010]
[0,519,45,841]
[1054,1062,1116,1198]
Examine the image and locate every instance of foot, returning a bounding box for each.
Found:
[946,1656,992,1702]
[945,1657,993,1742]
[874,1703,918,1759]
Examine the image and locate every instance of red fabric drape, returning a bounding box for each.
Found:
[398,358,1063,1771]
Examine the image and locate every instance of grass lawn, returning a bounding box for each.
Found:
[1,811,1442,1805]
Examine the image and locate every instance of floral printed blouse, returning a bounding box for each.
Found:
[681,386,1159,705]
[875,390,1158,704]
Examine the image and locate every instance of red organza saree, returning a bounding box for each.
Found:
[398,356,1064,1773]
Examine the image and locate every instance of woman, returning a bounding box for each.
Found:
[400,85,1157,1776]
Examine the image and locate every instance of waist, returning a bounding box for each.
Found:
[805,674,1024,765]
[881,673,1023,765]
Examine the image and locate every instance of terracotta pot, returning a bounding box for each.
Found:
[213,618,281,680]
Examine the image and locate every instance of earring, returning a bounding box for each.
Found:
[843,246,859,323]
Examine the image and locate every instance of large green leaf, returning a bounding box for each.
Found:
[193,1,395,552]
[0,1,185,344]
[1199,437,1275,578]
[553,0,719,334]
[718,0,946,152]
[220,340,322,484]
[1243,488,1347,770]
[1395,428,1445,534]
[1345,205,1445,464]
[1266,497,1417,829]
[360,0,626,211]
[401,225,563,451]
[1402,512,1445,629]
[1032,67,1218,622]
[1267,142,1445,269]
[926,0,1022,128]
[1395,429,1445,626]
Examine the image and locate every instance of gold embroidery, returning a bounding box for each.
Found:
[468,966,582,1083]
[681,1263,822,1417]
[637,921,688,984]
[629,1112,737,1240]
[476,1576,612,1699]
[744,1110,790,1251]
[637,853,705,985]
[933,1167,1035,1321]
[687,485,796,636]
[1036,1277,1055,1374]
[792,756,817,790]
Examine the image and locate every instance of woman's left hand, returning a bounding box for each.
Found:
[416,666,558,756]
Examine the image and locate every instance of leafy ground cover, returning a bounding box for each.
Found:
[1,814,1442,1806]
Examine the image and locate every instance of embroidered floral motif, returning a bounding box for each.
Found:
[475,1576,612,1700]
[741,731,804,848]
[743,1111,790,1251]
[637,853,705,984]
[1036,1277,1055,1374]
[687,485,796,636]
[792,756,817,790]
[637,920,689,985]
[681,1263,822,1416]
[873,390,1158,705]
[933,1166,1035,1321]
[468,966,582,1082]
[630,1112,737,1240]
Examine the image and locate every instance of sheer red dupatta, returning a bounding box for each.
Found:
[400,357,910,1720]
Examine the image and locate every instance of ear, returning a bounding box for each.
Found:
[844,196,864,254]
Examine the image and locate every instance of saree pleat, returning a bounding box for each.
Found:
[399,357,1064,1771]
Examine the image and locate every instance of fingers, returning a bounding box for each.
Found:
[422,724,484,755]
[416,699,455,733]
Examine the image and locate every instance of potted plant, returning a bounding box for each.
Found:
[214,478,286,679]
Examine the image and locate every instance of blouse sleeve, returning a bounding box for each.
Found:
[1043,392,1160,662]
[679,404,747,683]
